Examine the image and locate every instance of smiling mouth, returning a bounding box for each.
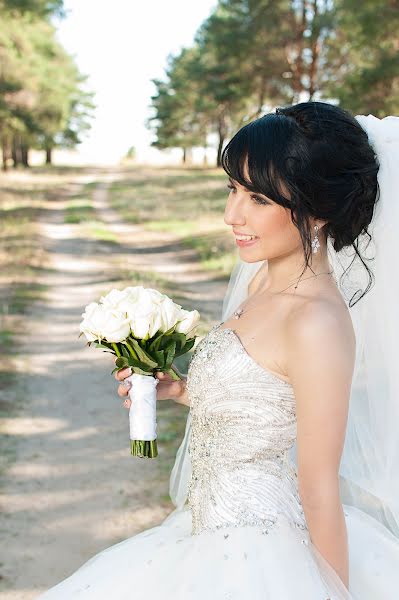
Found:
[234,234,258,241]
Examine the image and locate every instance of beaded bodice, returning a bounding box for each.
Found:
[186,322,307,536]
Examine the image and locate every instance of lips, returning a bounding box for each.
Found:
[233,231,257,237]
[234,236,259,247]
[234,234,258,241]
[232,230,260,247]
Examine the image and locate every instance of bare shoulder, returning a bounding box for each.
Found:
[284,295,356,383]
[286,295,354,343]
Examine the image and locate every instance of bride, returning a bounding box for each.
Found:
[37,101,399,599]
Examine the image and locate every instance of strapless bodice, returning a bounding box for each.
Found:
[186,322,307,536]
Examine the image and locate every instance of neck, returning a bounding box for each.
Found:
[259,242,332,295]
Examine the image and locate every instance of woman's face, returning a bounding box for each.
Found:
[223,169,303,263]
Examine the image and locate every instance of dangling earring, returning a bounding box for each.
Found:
[311,224,320,254]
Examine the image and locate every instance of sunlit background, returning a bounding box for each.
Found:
[55,0,217,165]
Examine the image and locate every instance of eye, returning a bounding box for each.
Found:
[250,194,270,206]
[226,183,236,193]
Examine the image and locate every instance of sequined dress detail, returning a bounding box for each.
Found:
[186,323,308,536]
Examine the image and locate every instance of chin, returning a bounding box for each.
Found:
[240,255,267,264]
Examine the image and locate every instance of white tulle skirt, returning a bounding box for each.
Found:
[36,503,399,600]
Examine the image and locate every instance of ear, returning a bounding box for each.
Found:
[312,219,328,230]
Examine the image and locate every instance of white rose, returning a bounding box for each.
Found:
[80,303,131,343]
[100,286,143,311]
[128,289,183,339]
[130,310,161,340]
[145,288,168,304]
[158,297,183,333]
[100,288,127,309]
[97,286,184,340]
[80,302,102,341]
[128,288,162,339]
[175,309,200,338]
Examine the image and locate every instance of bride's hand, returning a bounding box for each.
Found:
[115,367,187,408]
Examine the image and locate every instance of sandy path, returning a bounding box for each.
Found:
[0,170,227,599]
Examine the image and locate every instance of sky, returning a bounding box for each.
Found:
[55,0,217,165]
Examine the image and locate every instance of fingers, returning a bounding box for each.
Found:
[155,371,166,379]
[155,371,172,381]
[115,367,132,382]
[114,367,133,408]
[117,381,131,397]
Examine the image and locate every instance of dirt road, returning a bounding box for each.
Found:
[0,169,227,599]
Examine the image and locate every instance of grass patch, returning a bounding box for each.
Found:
[83,222,118,243]
[109,166,228,223]
[109,166,237,276]
[8,282,48,314]
[64,198,96,223]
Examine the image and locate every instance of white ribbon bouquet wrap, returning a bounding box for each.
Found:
[79,286,200,458]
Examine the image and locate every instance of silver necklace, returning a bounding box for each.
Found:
[233,271,335,319]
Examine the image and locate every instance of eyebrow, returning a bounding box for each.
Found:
[228,176,269,198]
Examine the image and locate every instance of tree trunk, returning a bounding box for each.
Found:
[216,113,227,167]
[12,138,18,167]
[21,144,29,167]
[2,146,8,171]
[285,1,307,101]
[256,74,267,117]
[12,135,24,167]
[308,0,320,100]
[46,146,52,165]
[182,147,187,164]
[216,137,224,168]
[2,138,11,171]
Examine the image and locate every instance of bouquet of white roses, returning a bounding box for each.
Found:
[79,286,200,458]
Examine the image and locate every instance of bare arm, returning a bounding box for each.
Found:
[285,302,356,589]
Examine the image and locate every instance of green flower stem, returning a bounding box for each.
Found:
[112,343,121,357]
[125,340,139,361]
[130,439,158,458]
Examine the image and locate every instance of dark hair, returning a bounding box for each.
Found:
[221,101,380,307]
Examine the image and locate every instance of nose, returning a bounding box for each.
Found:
[224,192,246,227]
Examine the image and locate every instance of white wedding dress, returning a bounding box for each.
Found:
[37,321,399,599]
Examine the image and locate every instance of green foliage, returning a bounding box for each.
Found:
[148,0,397,164]
[98,327,196,377]
[148,46,208,155]
[0,0,64,17]
[125,146,136,159]
[325,0,399,115]
[0,6,94,168]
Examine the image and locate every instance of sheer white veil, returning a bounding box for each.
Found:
[168,113,399,539]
